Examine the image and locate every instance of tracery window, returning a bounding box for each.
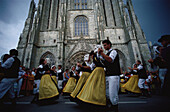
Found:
[41,52,56,67]
[74,0,87,9]
[74,16,88,36]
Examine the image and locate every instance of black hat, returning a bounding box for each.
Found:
[158,35,170,42]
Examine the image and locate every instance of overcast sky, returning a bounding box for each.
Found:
[0,0,169,57]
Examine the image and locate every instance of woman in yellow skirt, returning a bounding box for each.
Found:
[77,51,106,106]
[39,74,59,100]
[62,66,78,94]
[70,72,91,98]
[38,59,59,102]
[70,54,92,99]
[122,64,141,94]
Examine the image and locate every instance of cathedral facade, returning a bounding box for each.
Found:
[17,0,151,71]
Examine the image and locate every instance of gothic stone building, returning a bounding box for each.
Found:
[17,0,151,71]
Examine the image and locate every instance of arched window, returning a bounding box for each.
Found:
[75,16,88,36]
[74,0,87,9]
[124,8,132,26]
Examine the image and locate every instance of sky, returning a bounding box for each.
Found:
[0,0,169,57]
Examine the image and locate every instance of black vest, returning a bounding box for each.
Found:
[80,62,92,73]
[70,71,79,81]
[35,64,50,80]
[35,67,43,80]
[58,69,63,80]
[137,65,148,79]
[104,50,121,76]
[5,57,20,78]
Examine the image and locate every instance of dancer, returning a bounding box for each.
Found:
[62,66,78,94]
[148,46,167,89]
[0,49,20,104]
[38,58,59,104]
[57,65,63,92]
[17,66,25,97]
[135,60,148,97]
[31,59,45,103]
[98,40,121,112]
[122,64,141,94]
[70,53,92,99]
[50,65,58,84]
[158,35,170,96]
[0,54,10,81]
[77,45,106,106]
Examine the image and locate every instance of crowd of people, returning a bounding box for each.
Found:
[0,35,169,112]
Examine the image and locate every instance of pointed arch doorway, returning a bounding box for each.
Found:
[40,51,56,67]
[115,49,127,72]
[65,51,89,69]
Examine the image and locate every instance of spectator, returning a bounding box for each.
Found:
[31,68,36,76]
[17,66,25,97]
[62,69,70,88]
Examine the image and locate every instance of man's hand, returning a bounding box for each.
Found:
[98,48,113,63]
[98,48,103,54]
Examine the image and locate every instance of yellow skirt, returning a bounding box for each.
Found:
[51,76,58,85]
[39,74,59,100]
[71,72,91,98]
[62,77,77,93]
[122,75,141,93]
[77,67,106,106]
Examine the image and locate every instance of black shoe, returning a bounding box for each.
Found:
[107,104,118,112]
[11,98,16,105]
[0,100,4,105]
[139,95,147,99]
[31,100,37,104]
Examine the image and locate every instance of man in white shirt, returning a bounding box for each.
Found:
[57,65,63,92]
[129,60,148,97]
[136,60,148,97]
[0,49,20,104]
[98,40,120,112]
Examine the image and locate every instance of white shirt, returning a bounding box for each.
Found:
[57,69,62,77]
[57,69,62,73]
[1,56,15,69]
[38,64,45,74]
[146,75,152,82]
[96,49,117,63]
[107,49,117,63]
[133,69,137,73]
[89,62,96,71]
[85,61,91,67]
[137,64,143,70]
